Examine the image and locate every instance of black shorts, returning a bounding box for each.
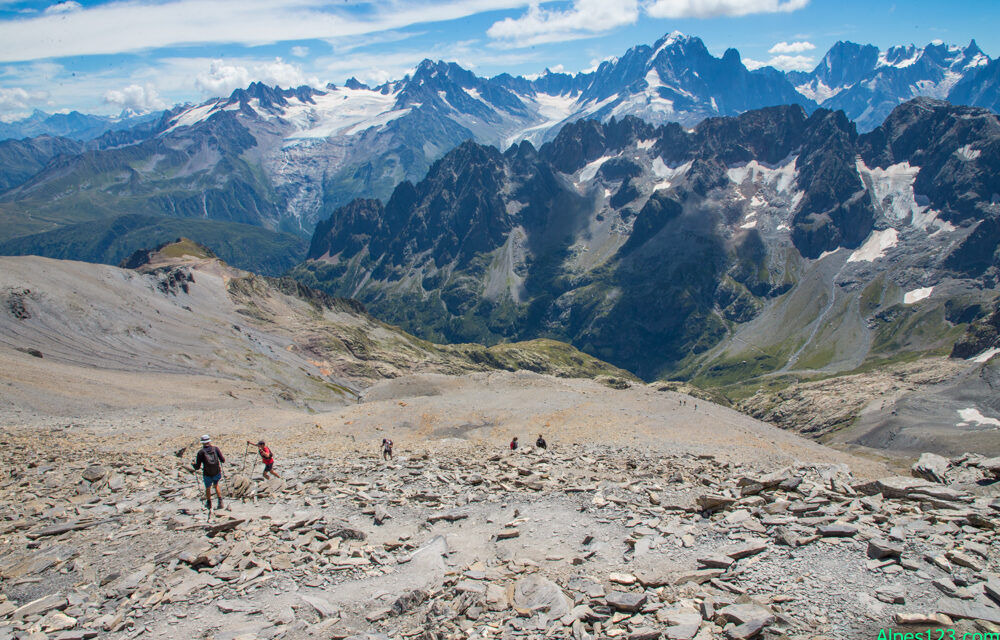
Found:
[264,463,274,472]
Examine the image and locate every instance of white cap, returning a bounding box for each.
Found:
[200,434,211,443]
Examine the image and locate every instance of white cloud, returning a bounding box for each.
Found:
[256,57,318,88]
[103,83,167,113]
[327,29,423,54]
[583,55,617,73]
[645,0,809,18]
[769,40,815,54]
[743,54,815,71]
[195,60,251,96]
[290,46,309,58]
[44,1,82,15]
[0,0,534,63]
[194,57,320,97]
[0,86,48,112]
[487,0,640,47]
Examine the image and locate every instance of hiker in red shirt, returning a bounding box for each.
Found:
[248,440,280,479]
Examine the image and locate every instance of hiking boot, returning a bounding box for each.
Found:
[216,498,224,510]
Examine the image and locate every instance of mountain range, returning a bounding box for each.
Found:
[0,108,161,142]
[1,34,997,263]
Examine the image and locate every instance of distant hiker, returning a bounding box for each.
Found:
[535,434,547,449]
[510,437,519,451]
[193,435,225,510]
[248,440,279,479]
[381,438,393,461]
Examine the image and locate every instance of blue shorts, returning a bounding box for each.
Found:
[202,473,222,488]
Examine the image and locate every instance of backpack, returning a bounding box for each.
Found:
[202,446,221,476]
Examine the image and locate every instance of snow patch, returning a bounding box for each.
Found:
[465,87,484,103]
[956,144,981,161]
[777,223,790,231]
[857,159,941,230]
[903,286,933,304]
[931,220,957,235]
[847,228,898,263]
[282,87,405,140]
[727,158,798,194]
[577,155,614,184]
[164,101,222,132]
[957,408,1000,428]
[740,220,757,229]
[969,347,1000,364]
[966,53,989,68]
[507,92,578,147]
[795,79,841,103]
[878,48,921,68]
[652,158,692,181]
[651,30,685,60]
[637,139,655,150]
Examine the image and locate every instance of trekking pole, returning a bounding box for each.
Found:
[241,443,250,474]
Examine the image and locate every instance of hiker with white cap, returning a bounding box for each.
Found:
[192,434,226,511]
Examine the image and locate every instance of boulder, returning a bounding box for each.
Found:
[512,575,572,618]
[912,452,950,483]
[391,590,427,615]
[81,466,108,483]
[875,585,905,604]
[868,539,903,559]
[606,591,647,612]
[716,604,773,626]
[696,494,735,512]
[301,594,338,619]
[854,476,935,499]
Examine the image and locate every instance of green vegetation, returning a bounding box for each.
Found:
[0,214,307,276]
[159,237,215,260]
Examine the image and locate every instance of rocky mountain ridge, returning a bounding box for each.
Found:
[789,39,990,130]
[0,244,633,413]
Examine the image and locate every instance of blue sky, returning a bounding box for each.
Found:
[0,0,996,120]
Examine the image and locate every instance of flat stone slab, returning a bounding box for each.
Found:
[817,524,857,537]
[426,509,469,524]
[868,539,903,559]
[216,599,262,614]
[301,594,338,619]
[606,591,647,612]
[936,598,1000,624]
[11,594,67,619]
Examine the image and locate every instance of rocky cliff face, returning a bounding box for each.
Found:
[294,100,1000,384]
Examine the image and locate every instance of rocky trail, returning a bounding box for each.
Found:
[1,429,998,640]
